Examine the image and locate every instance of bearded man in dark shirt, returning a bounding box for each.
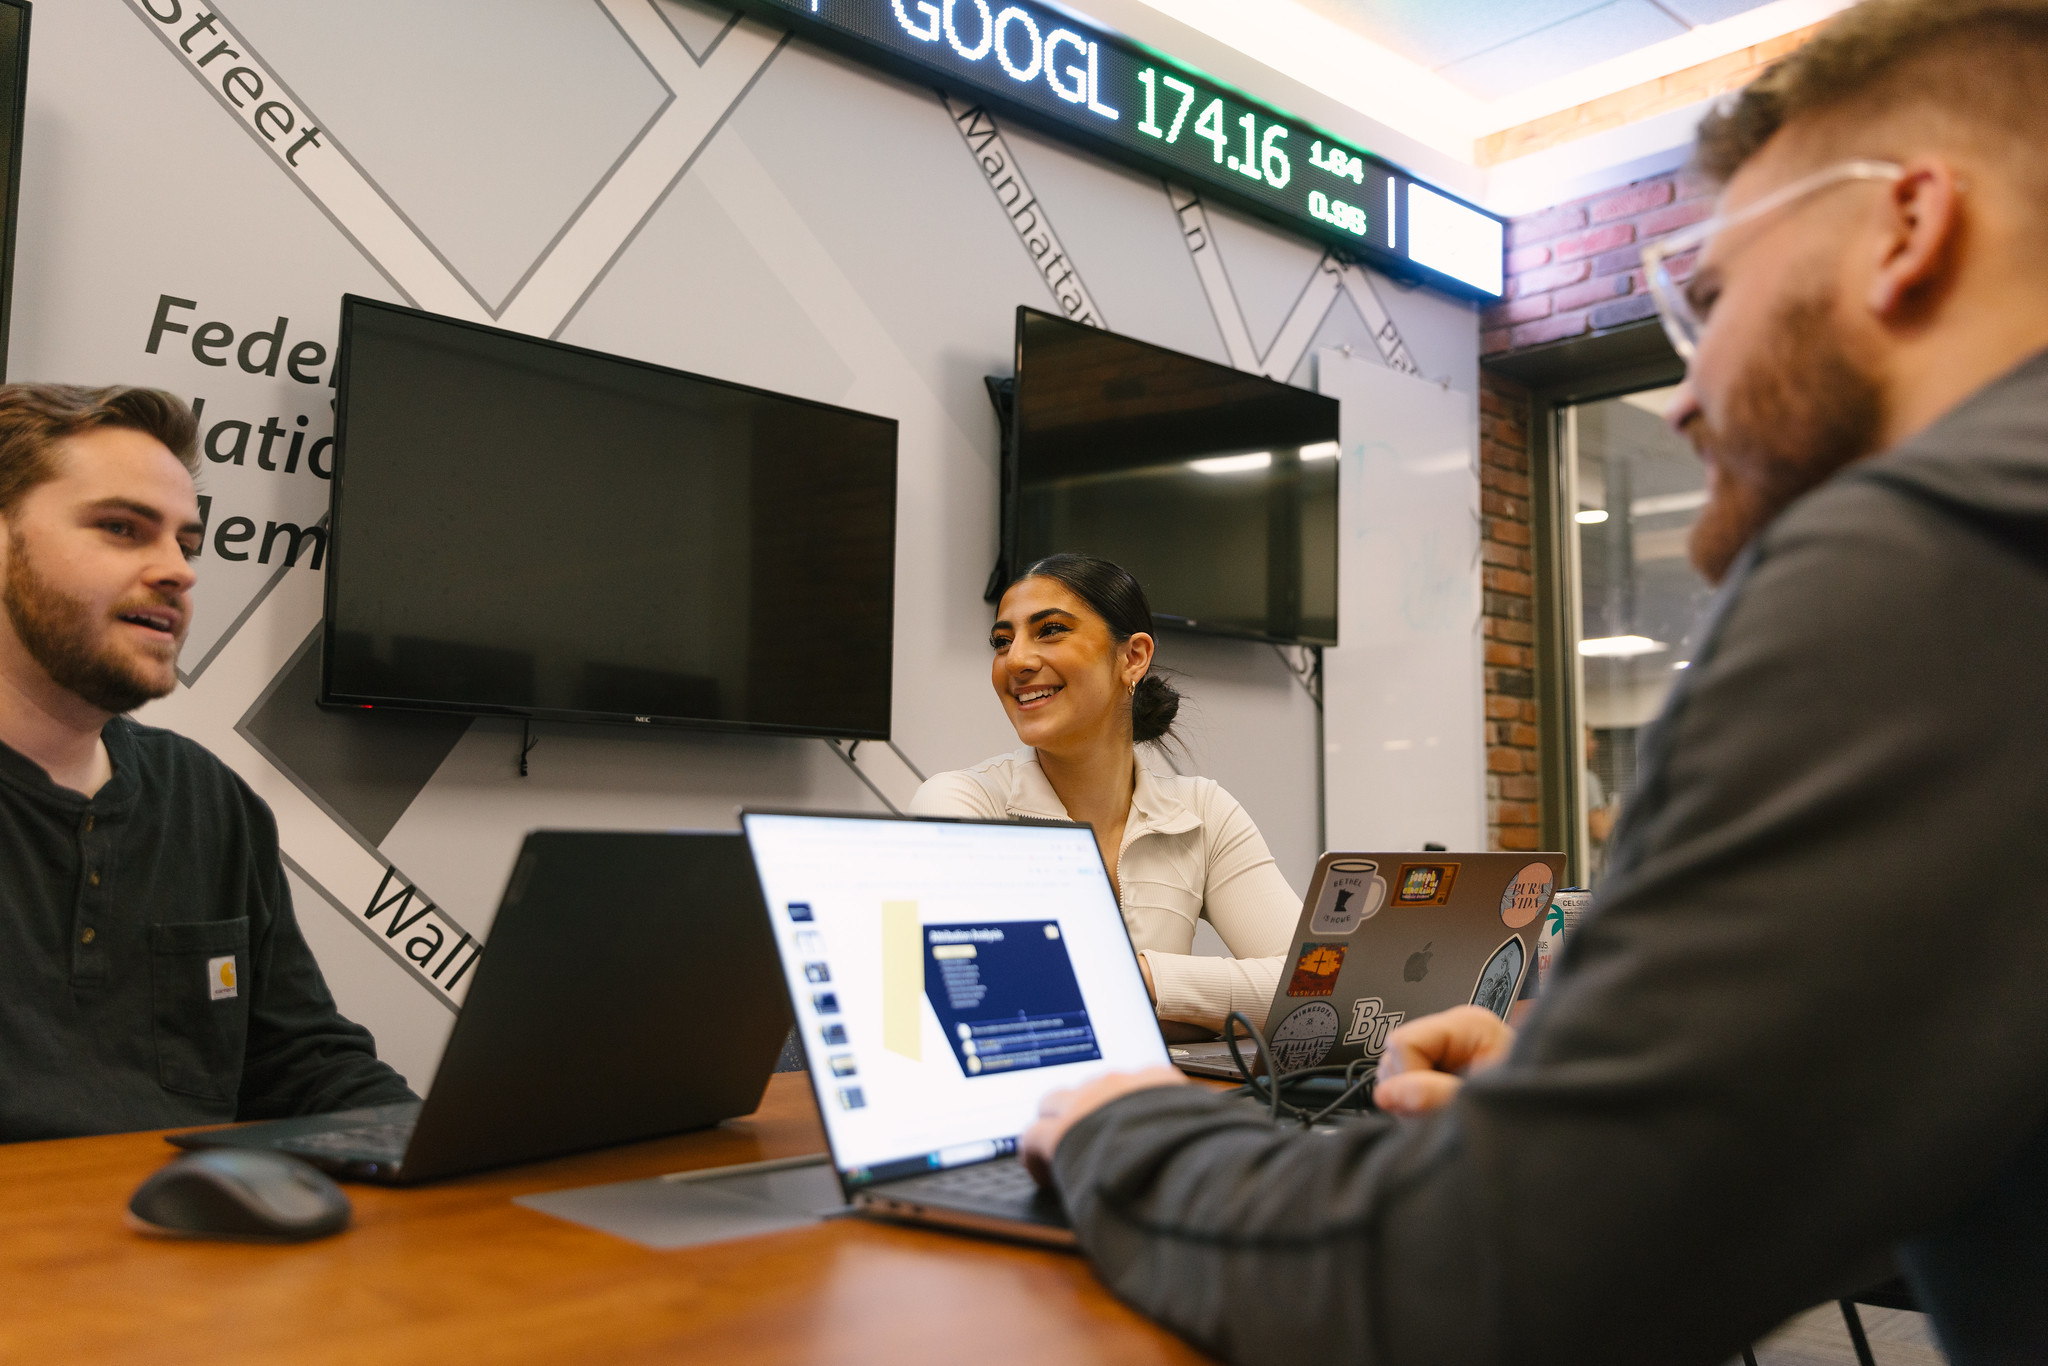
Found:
[1018,2,2048,1363]
[0,383,413,1142]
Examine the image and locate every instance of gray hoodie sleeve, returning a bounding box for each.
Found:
[1050,429,2048,1365]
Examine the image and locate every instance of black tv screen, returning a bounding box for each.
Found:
[323,296,898,739]
[0,0,29,379]
[1007,307,1340,645]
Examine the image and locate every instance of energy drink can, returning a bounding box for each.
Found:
[1536,888,1592,990]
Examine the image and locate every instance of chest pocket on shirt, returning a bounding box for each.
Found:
[151,919,250,1101]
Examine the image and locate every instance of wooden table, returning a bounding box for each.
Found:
[0,1074,1212,1365]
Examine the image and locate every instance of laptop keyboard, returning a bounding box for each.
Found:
[279,1121,414,1162]
[889,1160,1040,1202]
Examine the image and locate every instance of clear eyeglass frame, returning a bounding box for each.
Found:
[1640,159,1905,360]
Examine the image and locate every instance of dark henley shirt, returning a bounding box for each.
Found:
[0,716,415,1143]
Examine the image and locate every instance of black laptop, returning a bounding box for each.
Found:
[169,830,792,1184]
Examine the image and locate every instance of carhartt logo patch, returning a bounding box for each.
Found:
[208,955,238,1002]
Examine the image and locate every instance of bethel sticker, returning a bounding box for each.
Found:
[1308,861,1387,935]
[207,955,238,1002]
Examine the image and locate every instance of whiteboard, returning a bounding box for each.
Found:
[1317,351,1485,850]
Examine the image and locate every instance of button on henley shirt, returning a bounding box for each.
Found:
[0,716,415,1143]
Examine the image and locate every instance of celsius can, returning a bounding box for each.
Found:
[1536,888,1592,989]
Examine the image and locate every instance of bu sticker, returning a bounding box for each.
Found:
[1269,1001,1340,1071]
[1342,996,1405,1056]
[1286,942,1347,997]
[1499,862,1555,928]
[207,955,237,1002]
[1309,861,1387,935]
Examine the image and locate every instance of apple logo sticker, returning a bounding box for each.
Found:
[1403,942,1433,982]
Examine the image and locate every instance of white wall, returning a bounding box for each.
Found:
[1319,351,1485,853]
[15,0,1478,1089]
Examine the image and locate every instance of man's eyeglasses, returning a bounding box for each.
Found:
[1641,160,1904,360]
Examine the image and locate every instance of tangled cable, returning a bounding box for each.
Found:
[1217,1010,1381,1128]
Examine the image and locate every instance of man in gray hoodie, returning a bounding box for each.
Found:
[1019,3,2048,1363]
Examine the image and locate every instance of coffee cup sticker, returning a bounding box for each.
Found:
[1309,861,1387,935]
[1499,862,1555,928]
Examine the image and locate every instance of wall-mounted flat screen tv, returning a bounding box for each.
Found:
[323,296,899,739]
[1005,307,1340,645]
[0,0,31,379]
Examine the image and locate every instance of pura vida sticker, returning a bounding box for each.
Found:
[1500,862,1555,929]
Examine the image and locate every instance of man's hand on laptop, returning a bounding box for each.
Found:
[1373,1006,1515,1116]
[1020,1007,1514,1183]
[1021,1067,1187,1184]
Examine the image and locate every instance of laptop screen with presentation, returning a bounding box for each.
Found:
[741,811,1170,1214]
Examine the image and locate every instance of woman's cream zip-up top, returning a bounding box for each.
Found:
[908,748,1299,1031]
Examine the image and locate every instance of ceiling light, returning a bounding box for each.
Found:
[1190,452,1272,475]
[1673,660,1691,670]
[1301,441,1340,460]
[1578,635,1667,658]
[1575,508,1609,524]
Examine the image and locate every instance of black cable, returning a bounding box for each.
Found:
[1219,1013,1379,1128]
[1301,1056,1379,1128]
[1221,1010,1283,1123]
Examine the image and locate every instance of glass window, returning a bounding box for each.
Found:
[1562,386,1713,885]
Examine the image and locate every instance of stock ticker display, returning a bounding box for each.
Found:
[732,0,1505,297]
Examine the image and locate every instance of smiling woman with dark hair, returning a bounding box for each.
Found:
[909,553,1298,1035]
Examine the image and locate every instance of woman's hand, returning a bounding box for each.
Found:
[1372,1005,1516,1116]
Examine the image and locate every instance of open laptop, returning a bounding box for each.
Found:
[170,830,792,1184]
[741,809,1172,1246]
[1172,851,1568,1081]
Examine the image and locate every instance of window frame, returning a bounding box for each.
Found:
[1484,319,1684,884]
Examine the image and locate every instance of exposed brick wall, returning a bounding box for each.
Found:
[1481,167,1714,356]
[1475,22,1822,165]
[1480,370,1541,853]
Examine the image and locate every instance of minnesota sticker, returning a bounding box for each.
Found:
[1269,1001,1340,1071]
[1287,942,1347,997]
[207,955,238,1002]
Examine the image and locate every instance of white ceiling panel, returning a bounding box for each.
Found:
[1286,0,1785,99]
[1441,0,1688,99]
[1663,0,1782,23]
[1298,0,1612,70]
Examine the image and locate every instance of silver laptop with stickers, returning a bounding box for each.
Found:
[1173,851,1568,1080]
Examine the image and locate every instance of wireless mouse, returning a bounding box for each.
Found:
[128,1149,351,1242]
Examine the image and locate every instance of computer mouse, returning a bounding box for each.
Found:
[128,1149,351,1242]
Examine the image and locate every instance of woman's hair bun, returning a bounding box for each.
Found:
[1131,673,1181,746]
